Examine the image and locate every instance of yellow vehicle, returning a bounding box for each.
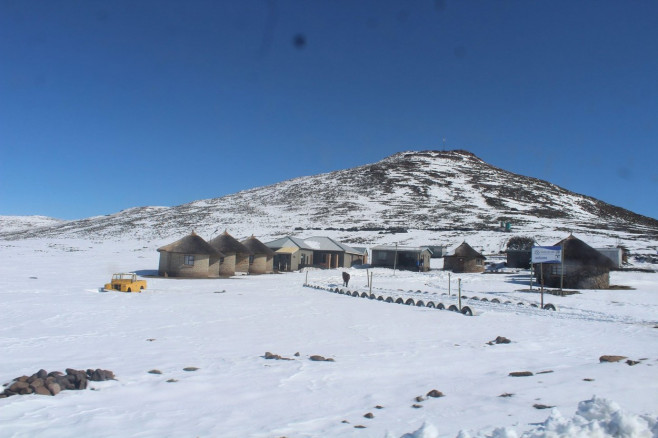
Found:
[104,273,147,292]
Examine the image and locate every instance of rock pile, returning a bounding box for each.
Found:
[0,368,115,398]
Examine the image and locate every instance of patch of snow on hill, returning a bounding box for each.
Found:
[0,215,67,233]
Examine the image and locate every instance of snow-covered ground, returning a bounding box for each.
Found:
[1,238,657,437]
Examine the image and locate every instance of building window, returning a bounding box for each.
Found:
[476,259,483,265]
[377,251,388,261]
[184,255,195,266]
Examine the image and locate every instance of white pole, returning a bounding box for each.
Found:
[393,243,398,275]
[458,278,462,311]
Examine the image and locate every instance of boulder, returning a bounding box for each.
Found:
[47,382,61,396]
[599,355,627,363]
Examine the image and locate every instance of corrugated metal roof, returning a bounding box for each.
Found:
[266,236,360,254]
[372,245,433,254]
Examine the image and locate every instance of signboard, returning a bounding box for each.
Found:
[531,246,562,264]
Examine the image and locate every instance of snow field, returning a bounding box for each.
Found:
[0,239,656,437]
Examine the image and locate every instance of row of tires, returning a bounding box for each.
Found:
[305,284,475,316]
[304,284,556,313]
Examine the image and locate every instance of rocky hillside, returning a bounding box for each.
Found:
[2,150,657,248]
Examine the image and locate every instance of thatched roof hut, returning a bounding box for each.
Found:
[209,231,253,274]
[157,232,224,278]
[241,235,275,274]
[443,242,486,273]
[535,234,615,289]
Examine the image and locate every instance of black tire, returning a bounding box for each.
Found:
[416,300,425,307]
[377,296,384,301]
[543,303,556,311]
[361,292,369,298]
[405,298,415,306]
[480,298,488,302]
[395,298,404,304]
[461,306,473,316]
[491,298,500,303]
[448,305,459,312]
[352,291,359,297]
[437,303,445,310]
[530,303,538,308]
[369,294,376,300]
[385,297,394,303]
[426,302,435,308]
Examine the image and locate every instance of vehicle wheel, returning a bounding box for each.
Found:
[140,286,144,290]
[127,288,132,292]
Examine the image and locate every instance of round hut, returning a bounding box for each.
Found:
[241,236,276,274]
[208,231,253,276]
[443,242,486,273]
[157,231,225,278]
[535,235,615,289]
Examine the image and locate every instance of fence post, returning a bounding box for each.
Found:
[458,278,462,311]
[448,272,451,296]
[369,272,373,295]
[305,270,308,286]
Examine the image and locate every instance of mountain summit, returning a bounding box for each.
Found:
[2,150,657,243]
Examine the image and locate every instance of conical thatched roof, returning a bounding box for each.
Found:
[554,235,614,267]
[241,235,275,257]
[157,231,224,256]
[450,241,486,259]
[208,231,253,255]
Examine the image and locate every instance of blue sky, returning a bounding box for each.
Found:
[1,0,657,221]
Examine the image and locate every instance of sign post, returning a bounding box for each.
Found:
[532,246,562,301]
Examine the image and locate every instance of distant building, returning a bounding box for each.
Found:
[535,235,615,289]
[265,236,315,272]
[303,236,365,268]
[241,235,275,274]
[157,232,225,278]
[208,231,253,276]
[265,236,366,271]
[371,246,432,272]
[427,245,448,258]
[506,250,531,269]
[443,242,486,273]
